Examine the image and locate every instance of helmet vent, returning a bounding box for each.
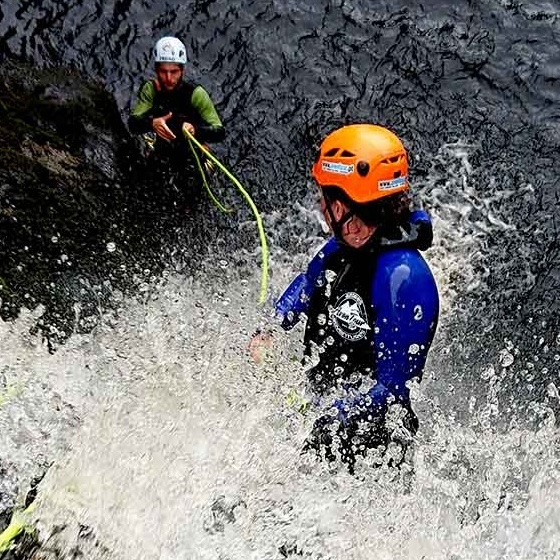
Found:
[323,148,355,158]
[382,155,402,164]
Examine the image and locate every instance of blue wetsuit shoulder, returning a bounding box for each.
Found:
[367,247,439,408]
[276,208,435,334]
[275,237,340,329]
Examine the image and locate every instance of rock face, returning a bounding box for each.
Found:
[0,58,202,349]
[0,58,211,557]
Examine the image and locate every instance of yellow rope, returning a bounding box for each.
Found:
[184,130,269,305]
[187,139,232,214]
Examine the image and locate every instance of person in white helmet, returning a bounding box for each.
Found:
[129,36,225,173]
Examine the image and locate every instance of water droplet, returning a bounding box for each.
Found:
[51,236,58,243]
[499,349,514,368]
[106,242,116,253]
[317,314,326,326]
[339,354,348,362]
[547,383,559,400]
[408,344,420,355]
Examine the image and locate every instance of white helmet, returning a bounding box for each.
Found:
[154,37,187,64]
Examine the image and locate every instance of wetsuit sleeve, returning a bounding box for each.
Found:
[275,238,340,330]
[191,86,225,143]
[367,249,439,411]
[128,81,157,134]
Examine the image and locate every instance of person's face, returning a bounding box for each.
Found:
[155,63,184,91]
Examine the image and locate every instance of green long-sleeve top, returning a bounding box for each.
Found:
[128,79,225,143]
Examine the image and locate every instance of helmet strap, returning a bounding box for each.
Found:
[324,198,356,243]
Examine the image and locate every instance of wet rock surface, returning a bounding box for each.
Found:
[0,58,208,554]
[0,58,206,350]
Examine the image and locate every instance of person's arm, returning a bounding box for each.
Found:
[250,238,339,363]
[128,81,157,134]
[275,237,340,330]
[367,249,439,409]
[190,86,225,142]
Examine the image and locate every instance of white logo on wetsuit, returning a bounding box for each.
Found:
[330,291,371,342]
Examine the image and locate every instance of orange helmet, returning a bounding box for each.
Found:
[312,124,409,204]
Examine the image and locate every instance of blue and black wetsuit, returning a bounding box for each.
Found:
[276,210,439,469]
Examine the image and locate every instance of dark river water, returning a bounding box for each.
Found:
[1,1,560,558]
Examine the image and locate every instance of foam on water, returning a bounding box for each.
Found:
[1,143,558,558]
[11,273,559,560]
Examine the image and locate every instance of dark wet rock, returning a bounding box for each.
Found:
[0,58,204,349]
[278,541,305,558]
[0,461,18,534]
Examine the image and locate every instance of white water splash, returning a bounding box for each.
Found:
[1,144,558,559]
[0,267,556,560]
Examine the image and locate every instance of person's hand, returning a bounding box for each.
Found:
[152,112,175,141]
[248,330,273,364]
[182,122,195,137]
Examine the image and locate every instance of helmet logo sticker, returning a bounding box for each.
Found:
[322,161,354,175]
[330,292,371,342]
[378,175,407,191]
[155,37,187,64]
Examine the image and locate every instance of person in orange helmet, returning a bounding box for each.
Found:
[271,124,440,472]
